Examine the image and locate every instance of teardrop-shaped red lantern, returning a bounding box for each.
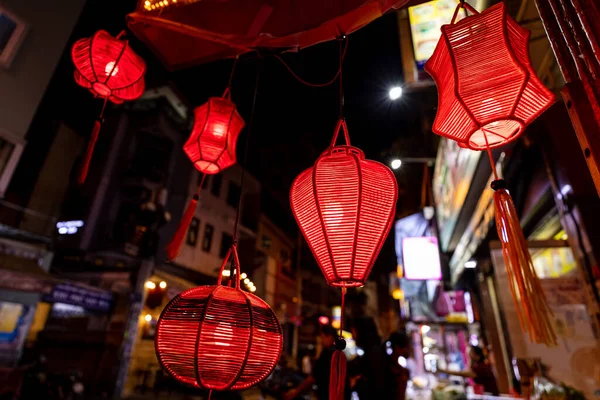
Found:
[156,245,282,391]
[424,2,554,150]
[290,119,398,287]
[184,89,245,175]
[71,30,146,184]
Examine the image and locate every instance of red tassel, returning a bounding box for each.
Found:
[77,119,102,185]
[329,349,347,400]
[494,187,556,346]
[166,193,199,260]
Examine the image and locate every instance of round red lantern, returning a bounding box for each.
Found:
[184,90,245,175]
[71,30,146,184]
[290,119,398,287]
[72,30,146,104]
[424,2,554,150]
[155,245,282,391]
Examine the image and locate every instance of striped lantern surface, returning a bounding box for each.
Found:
[155,285,283,390]
[290,119,398,287]
[72,30,146,103]
[424,2,554,150]
[183,91,245,175]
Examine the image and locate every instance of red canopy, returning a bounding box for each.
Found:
[127,0,408,69]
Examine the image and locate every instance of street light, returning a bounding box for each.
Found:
[391,159,402,170]
[389,86,403,100]
[465,260,477,269]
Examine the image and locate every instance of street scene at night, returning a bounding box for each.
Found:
[1,0,600,399]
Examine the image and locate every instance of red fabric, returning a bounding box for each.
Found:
[184,94,245,174]
[155,285,283,390]
[127,0,408,69]
[424,3,554,150]
[72,31,146,103]
[290,120,397,287]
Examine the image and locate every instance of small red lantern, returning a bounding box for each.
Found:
[290,119,398,288]
[183,90,245,175]
[72,30,146,184]
[424,2,554,150]
[425,2,556,346]
[156,245,282,391]
[165,89,245,260]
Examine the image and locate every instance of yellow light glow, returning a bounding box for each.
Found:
[222,270,231,277]
[244,278,250,284]
[241,273,247,279]
[159,281,167,289]
[145,281,156,290]
[249,287,256,292]
[392,288,404,301]
[145,314,152,322]
[145,0,150,4]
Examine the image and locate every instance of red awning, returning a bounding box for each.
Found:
[127,0,409,70]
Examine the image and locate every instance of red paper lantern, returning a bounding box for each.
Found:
[424,2,554,150]
[156,246,282,390]
[72,30,146,104]
[290,119,397,287]
[183,90,245,174]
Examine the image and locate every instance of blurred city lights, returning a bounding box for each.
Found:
[391,159,402,170]
[389,86,403,100]
[159,281,167,289]
[145,314,152,322]
[465,260,477,269]
[145,281,156,290]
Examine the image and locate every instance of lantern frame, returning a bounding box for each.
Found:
[71,30,146,104]
[155,244,283,391]
[424,2,554,150]
[290,119,398,288]
[183,89,245,175]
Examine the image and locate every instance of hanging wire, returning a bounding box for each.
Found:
[273,39,348,88]
[339,37,345,118]
[227,56,240,91]
[232,55,261,243]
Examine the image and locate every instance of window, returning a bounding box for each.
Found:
[187,217,200,246]
[211,174,223,197]
[202,224,214,252]
[220,232,233,258]
[227,181,241,208]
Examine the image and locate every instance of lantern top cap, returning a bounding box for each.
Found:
[320,118,365,159]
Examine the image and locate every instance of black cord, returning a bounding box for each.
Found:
[227,56,239,92]
[232,55,261,242]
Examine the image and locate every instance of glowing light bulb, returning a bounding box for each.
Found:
[145,314,152,322]
[389,86,403,100]
[222,270,231,277]
[159,281,167,289]
[213,322,233,347]
[250,287,256,292]
[244,278,250,284]
[241,273,247,279]
[145,281,156,290]
[391,159,402,170]
[105,61,119,77]
[324,202,344,227]
[145,0,150,5]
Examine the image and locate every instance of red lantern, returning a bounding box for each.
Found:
[184,90,245,174]
[290,119,398,287]
[425,2,556,346]
[156,245,282,391]
[165,90,245,260]
[71,30,146,184]
[424,2,554,150]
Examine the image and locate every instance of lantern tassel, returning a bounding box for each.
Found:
[166,177,205,260]
[77,118,103,185]
[329,287,347,400]
[483,131,556,346]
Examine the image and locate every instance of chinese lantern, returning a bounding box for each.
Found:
[165,89,245,260]
[290,118,397,399]
[71,30,146,184]
[290,119,398,288]
[156,245,282,392]
[425,2,556,345]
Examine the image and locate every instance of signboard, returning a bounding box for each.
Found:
[408,0,460,67]
[43,283,113,313]
[432,138,481,250]
[403,236,442,280]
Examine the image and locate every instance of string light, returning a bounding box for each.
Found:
[143,0,194,10]
[145,281,156,290]
[145,314,152,322]
[159,281,167,289]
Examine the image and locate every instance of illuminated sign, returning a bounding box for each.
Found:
[56,220,84,235]
[408,0,460,67]
[402,237,442,280]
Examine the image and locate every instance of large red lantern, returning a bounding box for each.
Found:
[166,89,245,260]
[156,245,282,391]
[424,2,554,150]
[290,119,398,287]
[184,90,245,175]
[72,30,146,184]
[425,2,556,346]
